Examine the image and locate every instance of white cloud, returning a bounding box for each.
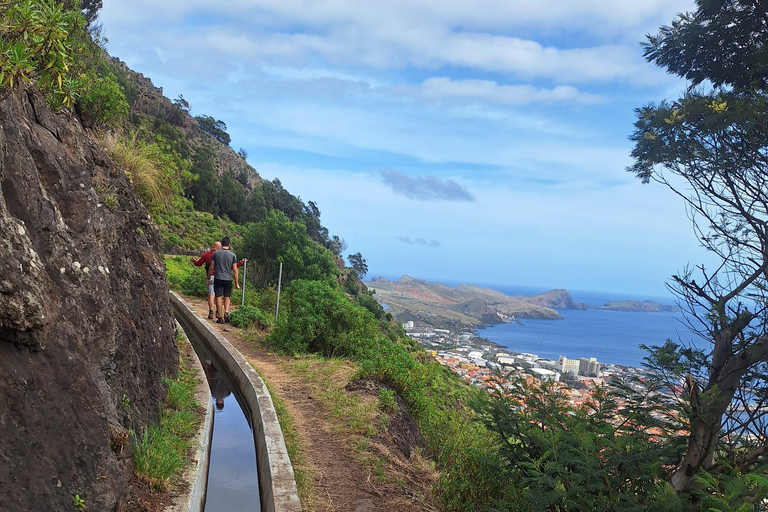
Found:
[104,1,694,38]
[102,0,692,84]
[404,77,606,106]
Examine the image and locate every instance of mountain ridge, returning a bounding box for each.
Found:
[367,276,589,329]
[368,276,680,328]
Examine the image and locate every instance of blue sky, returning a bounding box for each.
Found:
[100,0,708,297]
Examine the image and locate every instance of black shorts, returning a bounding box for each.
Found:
[213,278,232,298]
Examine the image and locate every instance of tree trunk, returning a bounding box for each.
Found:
[668,388,733,493]
[669,334,768,493]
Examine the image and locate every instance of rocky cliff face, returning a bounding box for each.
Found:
[0,86,178,511]
[523,289,588,310]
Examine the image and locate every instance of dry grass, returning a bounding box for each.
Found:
[98,133,172,212]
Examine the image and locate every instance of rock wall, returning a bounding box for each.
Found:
[0,86,178,511]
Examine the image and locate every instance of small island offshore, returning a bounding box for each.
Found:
[366,276,678,330]
[592,300,679,312]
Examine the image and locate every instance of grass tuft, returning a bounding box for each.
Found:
[98,133,173,213]
[133,338,202,490]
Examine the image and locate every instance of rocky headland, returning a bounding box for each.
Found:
[367,276,587,329]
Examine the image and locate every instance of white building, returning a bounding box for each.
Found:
[530,368,560,382]
[558,355,580,377]
[537,359,560,371]
[577,357,602,377]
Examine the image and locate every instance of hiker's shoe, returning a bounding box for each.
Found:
[224,313,231,323]
[216,317,225,324]
[208,310,214,319]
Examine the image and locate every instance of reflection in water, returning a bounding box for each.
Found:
[198,356,261,511]
[203,360,231,411]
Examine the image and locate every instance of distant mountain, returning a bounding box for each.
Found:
[367,276,587,329]
[509,289,588,310]
[592,300,679,312]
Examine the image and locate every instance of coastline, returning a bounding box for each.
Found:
[474,307,688,369]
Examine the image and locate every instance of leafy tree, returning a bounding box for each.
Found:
[629,0,768,495]
[195,114,231,145]
[302,200,325,243]
[243,186,268,223]
[327,235,347,256]
[241,210,336,288]
[261,178,304,220]
[80,0,101,25]
[185,146,220,212]
[347,252,368,280]
[217,173,245,223]
[642,0,768,91]
[79,71,129,125]
[60,0,102,26]
[237,147,248,159]
[173,94,190,112]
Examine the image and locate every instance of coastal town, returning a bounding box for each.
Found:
[403,320,650,408]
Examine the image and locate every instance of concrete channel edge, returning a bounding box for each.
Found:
[170,292,302,512]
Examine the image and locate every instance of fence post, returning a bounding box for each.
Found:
[241,258,247,306]
[275,262,283,321]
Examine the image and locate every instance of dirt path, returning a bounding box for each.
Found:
[187,297,440,512]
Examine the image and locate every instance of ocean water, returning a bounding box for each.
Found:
[472,284,702,369]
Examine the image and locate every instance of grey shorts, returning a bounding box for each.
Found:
[207,275,215,296]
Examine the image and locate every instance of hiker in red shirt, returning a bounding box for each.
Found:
[191,241,221,319]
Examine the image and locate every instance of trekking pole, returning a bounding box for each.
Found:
[275,262,283,321]
[241,259,247,306]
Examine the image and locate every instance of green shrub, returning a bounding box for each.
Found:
[269,279,383,357]
[357,292,384,319]
[165,232,183,248]
[164,255,195,292]
[241,210,337,288]
[230,305,272,330]
[377,388,397,413]
[81,72,129,125]
[180,272,207,297]
[255,286,278,313]
[0,0,86,107]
